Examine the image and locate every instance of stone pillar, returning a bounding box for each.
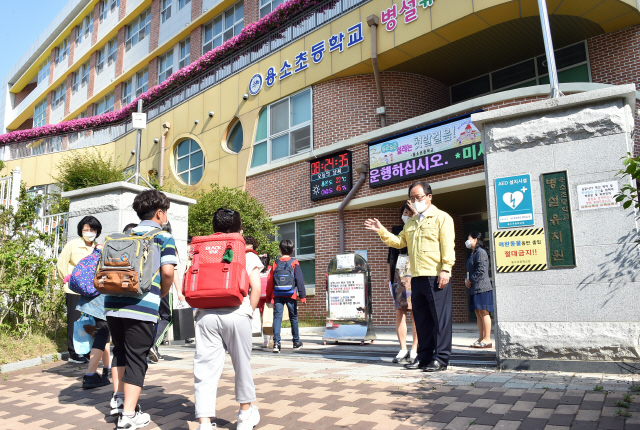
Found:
[472,84,640,373]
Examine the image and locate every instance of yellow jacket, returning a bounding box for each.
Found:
[56,237,97,294]
[378,205,455,277]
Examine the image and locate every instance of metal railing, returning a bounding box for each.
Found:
[2,0,369,162]
[34,212,69,259]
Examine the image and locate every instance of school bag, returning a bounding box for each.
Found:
[94,228,164,296]
[68,247,102,298]
[273,258,297,296]
[183,233,249,308]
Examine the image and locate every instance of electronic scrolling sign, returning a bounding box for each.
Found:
[310,151,353,201]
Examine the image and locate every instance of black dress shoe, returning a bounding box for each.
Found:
[404,359,426,370]
[423,360,448,372]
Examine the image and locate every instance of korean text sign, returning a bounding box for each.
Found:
[493,229,548,272]
[577,181,620,211]
[368,115,483,188]
[310,151,353,201]
[328,273,366,320]
[495,174,535,229]
[542,171,576,268]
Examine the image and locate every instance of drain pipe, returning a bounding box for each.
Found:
[367,15,387,128]
[159,122,171,186]
[339,163,369,253]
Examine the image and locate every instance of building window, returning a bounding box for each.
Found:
[81,61,90,87]
[179,37,191,69]
[136,67,148,97]
[251,88,312,168]
[450,41,590,104]
[126,8,151,51]
[122,78,132,106]
[71,71,79,94]
[84,12,94,41]
[202,1,244,55]
[95,91,115,115]
[227,120,243,153]
[55,37,70,66]
[37,57,50,85]
[161,0,172,23]
[178,0,191,9]
[159,49,174,83]
[78,109,88,119]
[96,47,105,74]
[260,0,283,18]
[275,219,315,287]
[175,139,204,185]
[52,82,66,110]
[34,98,47,128]
[107,37,118,67]
[110,0,120,13]
[100,0,119,22]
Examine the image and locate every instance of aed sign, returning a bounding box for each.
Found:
[495,174,534,229]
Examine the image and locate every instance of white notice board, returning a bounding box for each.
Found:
[328,273,365,320]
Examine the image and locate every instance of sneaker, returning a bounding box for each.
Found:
[82,373,110,389]
[392,350,409,364]
[102,368,111,380]
[148,346,159,364]
[272,343,281,353]
[156,348,164,361]
[110,393,124,416]
[236,405,260,430]
[117,405,150,429]
[293,342,303,350]
[68,354,89,364]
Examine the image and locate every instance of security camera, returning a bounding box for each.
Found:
[194,119,199,125]
[162,122,170,129]
[242,93,249,101]
[130,150,135,155]
[153,138,159,144]
[208,111,214,117]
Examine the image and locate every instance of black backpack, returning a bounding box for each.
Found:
[273,258,296,296]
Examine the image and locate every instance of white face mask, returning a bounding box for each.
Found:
[465,239,472,249]
[413,200,430,214]
[401,215,410,224]
[83,232,96,243]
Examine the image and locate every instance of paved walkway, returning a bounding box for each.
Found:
[1,342,640,430]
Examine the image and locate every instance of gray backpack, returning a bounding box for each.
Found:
[93,228,163,296]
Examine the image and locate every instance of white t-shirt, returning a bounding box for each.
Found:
[198,251,264,318]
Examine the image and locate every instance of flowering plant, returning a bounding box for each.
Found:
[0,0,338,145]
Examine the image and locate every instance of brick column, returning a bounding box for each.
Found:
[48,48,56,85]
[191,0,202,20]
[190,26,202,64]
[86,104,94,117]
[116,26,126,77]
[451,214,468,324]
[150,0,161,52]
[148,57,159,87]
[244,0,259,25]
[65,74,73,116]
[88,51,97,98]
[114,82,123,110]
[92,2,101,45]
[119,0,127,20]
[69,27,76,67]
[45,91,53,124]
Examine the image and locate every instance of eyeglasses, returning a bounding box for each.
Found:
[410,194,428,202]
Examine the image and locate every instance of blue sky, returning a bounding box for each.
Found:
[0,0,70,81]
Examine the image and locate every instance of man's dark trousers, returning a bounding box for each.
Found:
[411,276,453,366]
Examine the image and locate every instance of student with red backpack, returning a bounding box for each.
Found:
[265,239,306,353]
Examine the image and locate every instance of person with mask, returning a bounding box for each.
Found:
[387,202,418,364]
[57,216,103,364]
[465,231,494,348]
[365,181,455,372]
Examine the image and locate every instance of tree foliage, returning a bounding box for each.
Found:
[0,186,65,338]
[615,153,640,209]
[188,184,279,258]
[54,149,125,192]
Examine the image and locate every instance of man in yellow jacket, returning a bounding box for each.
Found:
[365,181,455,372]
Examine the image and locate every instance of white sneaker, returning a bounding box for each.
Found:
[236,405,260,430]
[110,393,124,416]
[117,406,150,429]
[410,350,418,361]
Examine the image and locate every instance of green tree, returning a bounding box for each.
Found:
[0,186,65,338]
[189,184,280,258]
[615,152,640,211]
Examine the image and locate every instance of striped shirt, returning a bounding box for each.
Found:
[104,220,178,322]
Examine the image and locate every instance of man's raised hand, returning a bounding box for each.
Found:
[364,218,383,232]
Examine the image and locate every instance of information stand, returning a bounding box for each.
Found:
[322,253,376,345]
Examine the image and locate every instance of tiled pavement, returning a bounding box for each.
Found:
[1,348,640,430]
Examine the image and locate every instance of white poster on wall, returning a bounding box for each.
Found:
[577,181,620,211]
[328,273,365,320]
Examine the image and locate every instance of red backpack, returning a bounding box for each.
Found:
[183,233,249,308]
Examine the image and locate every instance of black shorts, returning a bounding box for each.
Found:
[107,317,155,388]
[91,318,111,351]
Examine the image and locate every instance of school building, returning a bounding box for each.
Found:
[2,0,640,326]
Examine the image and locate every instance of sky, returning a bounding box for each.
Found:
[0,0,70,81]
